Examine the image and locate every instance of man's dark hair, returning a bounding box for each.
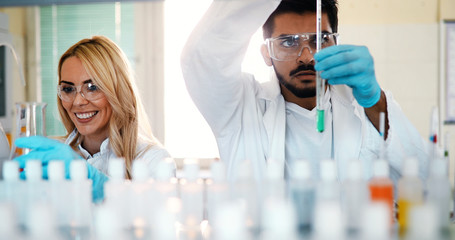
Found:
[262,0,338,39]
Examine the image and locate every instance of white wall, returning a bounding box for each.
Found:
[339,23,439,139]
[337,0,455,183]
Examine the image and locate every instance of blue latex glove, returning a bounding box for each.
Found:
[14,136,109,203]
[314,45,381,108]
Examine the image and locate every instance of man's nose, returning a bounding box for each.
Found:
[296,46,315,65]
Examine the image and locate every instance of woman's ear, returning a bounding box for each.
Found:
[261,44,273,66]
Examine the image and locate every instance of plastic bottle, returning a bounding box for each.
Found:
[129,160,152,229]
[406,204,439,240]
[95,205,126,240]
[48,161,71,228]
[104,158,127,200]
[149,158,179,232]
[231,160,261,232]
[426,158,451,229]
[0,162,21,239]
[150,207,177,240]
[206,161,230,224]
[288,160,315,232]
[179,158,204,229]
[260,198,298,240]
[316,160,340,203]
[0,201,22,239]
[313,160,343,240]
[0,160,21,201]
[342,160,370,233]
[263,159,286,201]
[27,203,60,240]
[397,157,423,231]
[24,160,50,230]
[103,158,129,229]
[68,160,93,238]
[152,158,178,200]
[368,159,394,224]
[25,159,42,182]
[153,157,176,180]
[360,202,391,240]
[312,201,345,240]
[1,161,26,230]
[211,202,250,240]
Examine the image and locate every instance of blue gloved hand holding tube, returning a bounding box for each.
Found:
[314,45,381,108]
[14,136,108,203]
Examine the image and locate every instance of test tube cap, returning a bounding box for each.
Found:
[154,158,175,181]
[402,157,419,177]
[210,160,226,182]
[109,158,125,180]
[25,160,42,181]
[347,159,363,180]
[237,160,254,181]
[430,158,447,178]
[291,160,312,180]
[373,159,389,178]
[48,160,65,181]
[70,160,88,181]
[266,159,284,180]
[183,158,200,181]
[132,160,149,181]
[320,159,337,182]
[2,160,19,181]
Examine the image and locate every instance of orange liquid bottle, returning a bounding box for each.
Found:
[368,160,394,224]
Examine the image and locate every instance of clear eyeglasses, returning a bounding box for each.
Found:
[265,32,339,61]
[57,82,105,102]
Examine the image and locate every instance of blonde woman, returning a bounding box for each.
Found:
[15,36,171,202]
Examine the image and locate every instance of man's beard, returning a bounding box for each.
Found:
[274,63,316,98]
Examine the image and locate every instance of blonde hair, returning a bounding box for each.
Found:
[57,35,156,179]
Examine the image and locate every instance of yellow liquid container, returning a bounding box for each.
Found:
[397,199,412,229]
[397,158,423,232]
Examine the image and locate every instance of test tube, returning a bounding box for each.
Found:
[316,0,325,132]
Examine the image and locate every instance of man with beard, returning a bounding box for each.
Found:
[181,0,428,183]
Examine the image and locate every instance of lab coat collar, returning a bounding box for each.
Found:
[66,129,110,160]
[259,72,286,167]
[79,138,110,160]
[258,70,281,101]
[259,74,364,180]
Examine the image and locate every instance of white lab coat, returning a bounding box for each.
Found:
[181,0,428,183]
[65,130,171,177]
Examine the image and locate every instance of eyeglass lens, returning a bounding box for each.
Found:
[269,33,337,61]
[58,83,103,102]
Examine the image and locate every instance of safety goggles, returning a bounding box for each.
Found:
[57,82,105,102]
[265,32,339,61]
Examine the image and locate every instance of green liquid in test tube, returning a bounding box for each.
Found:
[317,109,324,132]
[316,0,324,132]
